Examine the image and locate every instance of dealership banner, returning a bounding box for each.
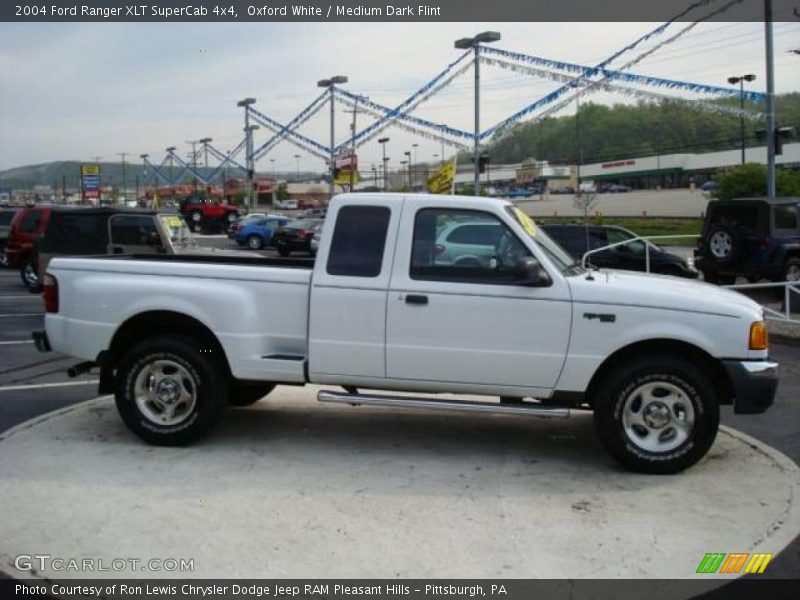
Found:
[427,159,456,194]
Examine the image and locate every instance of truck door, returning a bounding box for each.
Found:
[385,202,572,394]
[308,199,398,379]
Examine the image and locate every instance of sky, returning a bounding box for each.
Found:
[0,19,799,175]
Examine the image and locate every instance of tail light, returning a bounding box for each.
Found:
[43,274,58,313]
[434,244,445,256]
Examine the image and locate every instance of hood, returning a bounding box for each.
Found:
[567,268,763,320]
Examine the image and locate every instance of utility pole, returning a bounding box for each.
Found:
[117,152,128,205]
[764,0,776,198]
[345,95,368,190]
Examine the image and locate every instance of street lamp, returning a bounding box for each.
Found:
[294,154,301,182]
[455,31,501,195]
[412,143,418,189]
[318,75,349,196]
[237,97,257,209]
[378,137,390,192]
[404,150,412,190]
[727,74,756,165]
[166,146,176,183]
[270,158,276,179]
[400,160,409,190]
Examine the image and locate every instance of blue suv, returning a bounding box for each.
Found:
[695,197,800,284]
[235,216,290,249]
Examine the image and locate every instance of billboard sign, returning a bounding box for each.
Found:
[80,164,101,201]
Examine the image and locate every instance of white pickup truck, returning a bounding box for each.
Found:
[34,193,779,474]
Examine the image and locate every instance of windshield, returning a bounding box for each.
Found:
[505,206,583,275]
[158,214,196,248]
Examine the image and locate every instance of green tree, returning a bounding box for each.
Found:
[714,164,800,200]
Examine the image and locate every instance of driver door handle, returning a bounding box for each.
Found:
[405,294,428,306]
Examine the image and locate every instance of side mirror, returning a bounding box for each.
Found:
[516,257,552,287]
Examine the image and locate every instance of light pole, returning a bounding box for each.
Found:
[404,151,412,190]
[765,0,776,199]
[318,75,349,196]
[378,137,389,192]
[400,160,409,189]
[294,154,301,182]
[727,74,756,165]
[237,97,257,209]
[455,31,501,196]
[412,143,418,190]
[166,146,176,185]
[270,158,276,179]
[243,125,259,209]
[117,152,128,204]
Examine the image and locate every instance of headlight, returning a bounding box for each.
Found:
[749,321,768,351]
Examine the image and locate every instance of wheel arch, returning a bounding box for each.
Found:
[585,338,732,408]
[102,311,232,387]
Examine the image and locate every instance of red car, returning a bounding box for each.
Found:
[5,205,54,288]
[179,195,240,232]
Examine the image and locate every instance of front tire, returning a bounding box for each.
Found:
[21,258,40,292]
[114,336,228,446]
[247,235,263,250]
[592,355,719,474]
[190,211,203,233]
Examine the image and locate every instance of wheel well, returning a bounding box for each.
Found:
[585,339,733,407]
[105,311,231,377]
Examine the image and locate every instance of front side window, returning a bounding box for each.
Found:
[411,208,534,284]
[326,205,390,277]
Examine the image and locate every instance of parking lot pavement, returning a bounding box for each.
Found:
[0,269,98,433]
[1,389,798,581]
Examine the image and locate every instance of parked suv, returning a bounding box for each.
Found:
[179,195,240,232]
[6,204,58,288]
[542,224,698,278]
[0,207,22,266]
[694,197,800,284]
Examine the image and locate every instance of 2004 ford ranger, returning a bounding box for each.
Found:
[33,193,779,473]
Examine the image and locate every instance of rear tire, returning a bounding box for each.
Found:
[229,384,276,407]
[592,355,719,474]
[20,258,40,292]
[114,336,228,446]
[783,257,800,283]
[247,235,263,250]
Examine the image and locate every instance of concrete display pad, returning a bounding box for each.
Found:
[1,388,799,580]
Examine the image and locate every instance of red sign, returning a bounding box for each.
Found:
[601,160,636,169]
[335,152,357,170]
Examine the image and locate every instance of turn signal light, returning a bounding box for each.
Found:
[749,321,768,350]
[43,273,59,314]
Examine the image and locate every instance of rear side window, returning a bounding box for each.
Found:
[41,213,108,254]
[774,205,798,230]
[18,210,43,233]
[326,206,390,277]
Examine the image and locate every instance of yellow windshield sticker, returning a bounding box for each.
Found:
[161,216,184,229]
[513,207,537,237]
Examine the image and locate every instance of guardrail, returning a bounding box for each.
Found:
[581,234,700,273]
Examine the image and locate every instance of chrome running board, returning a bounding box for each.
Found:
[317,390,569,418]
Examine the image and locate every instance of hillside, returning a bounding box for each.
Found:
[478,92,800,165]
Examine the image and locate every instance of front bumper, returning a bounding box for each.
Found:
[722,360,779,414]
[32,330,51,353]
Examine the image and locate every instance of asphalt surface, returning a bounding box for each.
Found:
[0,235,797,580]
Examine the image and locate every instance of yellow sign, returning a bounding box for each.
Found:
[513,207,537,237]
[161,215,184,229]
[334,169,360,186]
[80,164,100,175]
[427,159,455,194]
